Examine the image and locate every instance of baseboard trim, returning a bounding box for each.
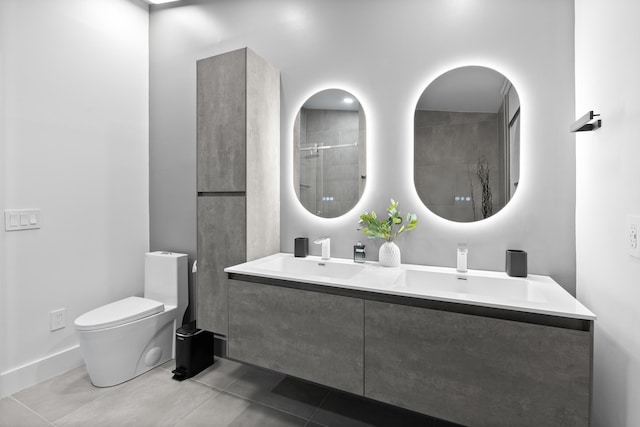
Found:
[0,345,84,398]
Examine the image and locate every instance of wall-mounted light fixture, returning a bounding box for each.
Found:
[147,0,181,4]
[570,111,601,132]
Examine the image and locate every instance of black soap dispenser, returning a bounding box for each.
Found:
[354,242,366,263]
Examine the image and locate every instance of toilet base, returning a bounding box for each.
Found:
[78,310,176,387]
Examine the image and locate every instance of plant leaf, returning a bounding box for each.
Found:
[358,199,418,242]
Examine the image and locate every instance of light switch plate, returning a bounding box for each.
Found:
[628,214,640,258]
[4,209,41,231]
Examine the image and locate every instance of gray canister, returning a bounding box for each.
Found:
[294,237,309,257]
[506,249,527,277]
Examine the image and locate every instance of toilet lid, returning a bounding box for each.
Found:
[74,296,165,331]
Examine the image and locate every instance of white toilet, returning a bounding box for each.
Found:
[75,251,188,387]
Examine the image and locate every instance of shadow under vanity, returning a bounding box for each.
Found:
[195,48,594,427]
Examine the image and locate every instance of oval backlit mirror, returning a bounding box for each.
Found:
[293,89,367,218]
[414,66,521,222]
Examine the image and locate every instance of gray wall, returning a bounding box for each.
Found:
[150,0,576,293]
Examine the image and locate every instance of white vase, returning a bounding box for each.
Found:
[379,241,401,267]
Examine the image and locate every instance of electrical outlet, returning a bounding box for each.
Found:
[50,308,66,331]
[629,215,640,258]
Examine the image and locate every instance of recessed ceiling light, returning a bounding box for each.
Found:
[343,97,354,104]
[147,0,181,4]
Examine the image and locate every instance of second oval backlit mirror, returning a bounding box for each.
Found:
[414,66,521,222]
[293,89,366,218]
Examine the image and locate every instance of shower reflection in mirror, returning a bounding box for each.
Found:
[293,89,367,218]
[414,66,520,222]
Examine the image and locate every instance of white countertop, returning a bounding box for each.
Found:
[225,253,596,321]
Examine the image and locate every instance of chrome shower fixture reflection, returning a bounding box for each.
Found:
[293,88,367,218]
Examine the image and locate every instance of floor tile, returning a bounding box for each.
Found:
[55,367,217,427]
[11,365,119,423]
[226,367,328,419]
[189,357,251,390]
[6,359,466,427]
[159,359,176,372]
[0,397,51,427]
[311,390,461,427]
[176,390,307,427]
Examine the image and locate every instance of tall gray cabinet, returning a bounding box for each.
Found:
[196,48,280,336]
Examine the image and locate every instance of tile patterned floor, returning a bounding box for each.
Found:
[0,358,460,427]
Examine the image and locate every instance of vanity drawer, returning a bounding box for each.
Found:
[227,279,364,394]
[364,300,592,427]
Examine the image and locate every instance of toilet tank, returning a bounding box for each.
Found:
[144,251,188,314]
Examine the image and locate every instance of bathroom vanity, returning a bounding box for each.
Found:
[224,253,595,427]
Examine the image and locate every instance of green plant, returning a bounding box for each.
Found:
[357,199,418,242]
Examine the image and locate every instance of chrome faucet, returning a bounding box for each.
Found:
[314,237,331,260]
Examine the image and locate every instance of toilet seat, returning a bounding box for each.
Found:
[75,296,165,331]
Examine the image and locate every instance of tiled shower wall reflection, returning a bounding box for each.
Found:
[414,110,504,222]
[296,108,365,218]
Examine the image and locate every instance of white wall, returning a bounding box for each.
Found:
[575,0,640,425]
[0,0,149,397]
[0,23,7,397]
[150,0,577,291]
